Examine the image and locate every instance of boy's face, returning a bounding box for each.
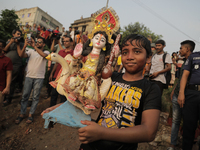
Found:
[13,31,21,38]
[121,40,147,74]
[156,44,165,53]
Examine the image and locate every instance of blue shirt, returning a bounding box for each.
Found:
[183,52,200,85]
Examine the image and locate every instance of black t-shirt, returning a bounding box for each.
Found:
[83,72,161,150]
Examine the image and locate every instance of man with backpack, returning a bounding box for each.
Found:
[149,39,172,95]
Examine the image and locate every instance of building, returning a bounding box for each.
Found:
[71,16,93,34]
[15,7,62,31]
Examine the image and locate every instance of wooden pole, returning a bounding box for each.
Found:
[106,0,109,9]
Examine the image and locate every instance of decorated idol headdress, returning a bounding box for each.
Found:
[88,7,120,44]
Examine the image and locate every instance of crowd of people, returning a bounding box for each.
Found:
[0,22,199,150]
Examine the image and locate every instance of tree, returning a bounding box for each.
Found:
[121,22,163,43]
[0,9,19,41]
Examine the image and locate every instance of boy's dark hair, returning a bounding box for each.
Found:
[0,39,6,47]
[121,34,151,57]
[38,37,46,44]
[181,40,195,52]
[63,35,73,42]
[155,39,166,46]
[12,29,22,35]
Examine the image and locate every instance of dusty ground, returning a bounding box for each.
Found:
[0,87,198,150]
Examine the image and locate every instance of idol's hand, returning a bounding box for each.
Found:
[73,43,83,58]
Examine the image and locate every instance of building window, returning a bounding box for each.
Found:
[22,14,24,18]
[25,22,29,25]
[49,21,57,29]
[82,26,86,32]
[28,13,31,17]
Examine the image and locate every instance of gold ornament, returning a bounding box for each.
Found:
[88,7,120,44]
[89,41,93,47]
[102,46,106,51]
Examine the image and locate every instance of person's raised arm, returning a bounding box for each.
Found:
[51,39,56,52]
[58,40,64,50]
[16,39,28,58]
[78,109,160,144]
[4,38,15,52]
[2,70,12,95]
[177,70,190,108]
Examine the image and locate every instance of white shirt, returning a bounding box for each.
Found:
[25,47,50,78]
[70,31,74,41]
[150,53,172,84]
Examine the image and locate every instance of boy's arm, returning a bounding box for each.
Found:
[177,70,190,108]
[17,40,28,58]
[2,70,12,95]
[78,109,160,144]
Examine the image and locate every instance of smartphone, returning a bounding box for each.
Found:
[27,34,31,43]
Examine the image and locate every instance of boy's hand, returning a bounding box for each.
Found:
[10,38,15,43]
[78,120,103,144]
[2,87,10,95]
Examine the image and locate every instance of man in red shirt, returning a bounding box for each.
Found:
[49,35,73,106]
[54,26,60,34]
[0,39,13,104]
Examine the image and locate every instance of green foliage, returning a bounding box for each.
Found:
[121,22,163,43]
[0,9,19,41]
[161,79,178,114]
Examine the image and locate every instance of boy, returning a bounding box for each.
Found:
[79,34,161,150]
[0,39,13,104]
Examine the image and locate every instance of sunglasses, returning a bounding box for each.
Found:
[62,41,70,43]
[36,41,43,44]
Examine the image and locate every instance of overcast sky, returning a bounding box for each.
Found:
[1,0,200,54]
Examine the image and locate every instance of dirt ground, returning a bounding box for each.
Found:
[0,87,198,150]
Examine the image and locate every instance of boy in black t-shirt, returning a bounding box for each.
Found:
[79,34,161,150]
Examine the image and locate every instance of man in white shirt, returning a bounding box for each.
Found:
[149,39,172,94]
[15,37,50,124]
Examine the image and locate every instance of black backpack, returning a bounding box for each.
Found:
[163,53,171,89]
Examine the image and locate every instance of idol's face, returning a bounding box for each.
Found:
[92,33,106,49]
